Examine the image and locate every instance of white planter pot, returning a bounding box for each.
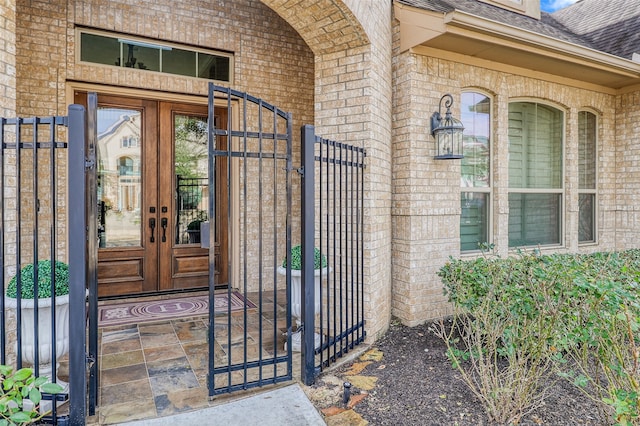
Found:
[276,266,329,320]
[4,294,70,386]
[277,266,329,352]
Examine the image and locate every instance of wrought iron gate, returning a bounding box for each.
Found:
[207,84,294,395]
[207,85,367,392]
[0,106,88,425]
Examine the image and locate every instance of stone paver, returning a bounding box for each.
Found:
[359,349,383,362]
[343,375,378,391]
[324,409,368,426]
[302,346,385,425]
[343,361,371,375]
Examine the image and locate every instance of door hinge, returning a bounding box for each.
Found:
[296,166,304,176]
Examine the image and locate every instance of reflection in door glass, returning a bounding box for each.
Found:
[97,108,142,247]
[175,114,209,245]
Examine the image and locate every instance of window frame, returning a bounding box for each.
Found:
[507,99,566,249]
[578,109,598,245]
[76,28,234,84]
[460,90,493,254]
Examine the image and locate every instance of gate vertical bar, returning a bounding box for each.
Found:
[360,148,366,343]
[15,118,23,369]
[206,83,217,397]
[301,124,316,385]
[68,103,88,425]
[318,127,325,371]
[31,119,41,378]
[285,109,293,380]
[86,92,99,416]
[0,119,4,365]
[46,117,58,422]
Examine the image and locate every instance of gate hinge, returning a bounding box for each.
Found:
[85,158,96,170]
[296,166,304,176]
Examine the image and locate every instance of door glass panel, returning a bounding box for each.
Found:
[174,114,209,245]
[97,108,142,247]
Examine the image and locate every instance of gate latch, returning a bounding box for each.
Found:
[86,354,96,371]
[296,166,304,176]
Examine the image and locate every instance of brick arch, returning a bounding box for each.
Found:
[260,0,369,55]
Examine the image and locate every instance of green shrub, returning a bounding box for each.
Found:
[6,260,69,299]
[436,251,566,423]
[0,365,63,425]
[282,245,328,270]
[436,249,640,425]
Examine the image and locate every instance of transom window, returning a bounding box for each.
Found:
[460,92,491,252]
[78,30,233,82]
[508,101,564,248]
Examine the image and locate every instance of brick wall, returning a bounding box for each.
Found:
[0,0,17,366]
[309,0,393,340]
[0,0,16,117]
[391,21,618,325]
[615,90,640,248]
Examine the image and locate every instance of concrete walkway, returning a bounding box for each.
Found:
[117,384,326,426]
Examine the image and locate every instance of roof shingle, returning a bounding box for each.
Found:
[551,0,640,60]
[396,0,638,60]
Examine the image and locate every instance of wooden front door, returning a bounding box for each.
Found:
[75,92,229,297]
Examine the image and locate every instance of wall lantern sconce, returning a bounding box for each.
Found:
[431,93,464,159]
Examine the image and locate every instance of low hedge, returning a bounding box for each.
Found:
[438,249,640,424]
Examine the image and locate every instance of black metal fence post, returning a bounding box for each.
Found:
[68,104,87,425]
[86,92,99,417]
[301,124,316,385]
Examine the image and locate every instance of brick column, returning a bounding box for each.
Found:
[0,0,17,366]
[0,0,16,117]
[263,0,394,340]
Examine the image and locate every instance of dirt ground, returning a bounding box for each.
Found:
[305,319,604,426]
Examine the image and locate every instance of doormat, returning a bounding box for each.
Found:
[98,292,256,327]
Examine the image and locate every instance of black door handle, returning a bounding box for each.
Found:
[161,218,168,242]
[149,218,156,243]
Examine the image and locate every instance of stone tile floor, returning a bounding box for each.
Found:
[87,291,300,425]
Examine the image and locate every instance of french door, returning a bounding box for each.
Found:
[75,92,228,297]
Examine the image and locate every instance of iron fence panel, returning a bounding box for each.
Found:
[300,125,366,383]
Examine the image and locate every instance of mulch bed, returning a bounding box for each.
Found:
[313,319,605,425]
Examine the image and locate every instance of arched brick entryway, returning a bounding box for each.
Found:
[260,0,394,339]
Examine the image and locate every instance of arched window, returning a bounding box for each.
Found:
[508,101,564,247]
[578,110,597,243]
[119,157,134,176]
[460,91,491,252]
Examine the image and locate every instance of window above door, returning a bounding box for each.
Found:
[78,29,234,83]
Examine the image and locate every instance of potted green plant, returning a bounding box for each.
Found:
[276,245,329,351]
[4,260,70,393]
[186,214,207,244]
[0,365,63,425]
